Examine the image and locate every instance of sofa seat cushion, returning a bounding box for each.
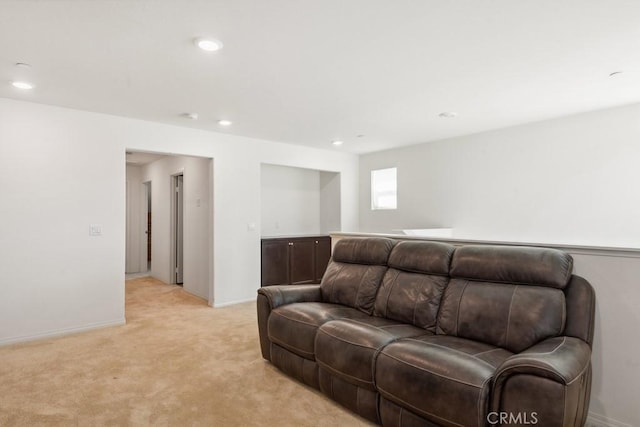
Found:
[268,302,370,360]
[376,335,513,427]
[316,318,431,391]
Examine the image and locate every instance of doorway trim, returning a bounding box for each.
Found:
[141,181,152,273]
[170,172,184,285]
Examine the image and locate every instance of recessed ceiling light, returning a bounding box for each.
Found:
[195,38,223,52]
[218,119,232,126]
[332,140,344,146]
[11,81,34,90]
[184,113,199,120]
[438,112,458,118]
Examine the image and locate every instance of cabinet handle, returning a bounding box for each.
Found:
[315,240,319,244]
[289,242,293,246]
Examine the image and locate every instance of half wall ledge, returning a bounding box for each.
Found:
[330,232,640,259]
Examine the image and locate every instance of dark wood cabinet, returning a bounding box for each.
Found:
[289,238,315,285]
[314,237,331,282]
[260,239,290,286]
[261,236,332,286]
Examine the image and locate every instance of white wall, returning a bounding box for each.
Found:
[571,250,640,427]
[260,165,342,237]
[260,164,321,236]
[359,102,640,248]
[320,171,341,233]
[0,97,359,343]
[0,101,126,343]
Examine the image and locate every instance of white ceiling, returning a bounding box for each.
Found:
[1,0,640,154]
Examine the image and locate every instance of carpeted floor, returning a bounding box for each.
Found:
[0,277,372,426]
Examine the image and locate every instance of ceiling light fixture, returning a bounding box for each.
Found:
[11,81,34,90]
[218,119,232,126]
[332,140,344,146]
[184,112,199,120]
[195,38,224,52]
[438,111,458,118]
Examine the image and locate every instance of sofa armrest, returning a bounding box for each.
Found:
[256,285,322,361]
[492,336,592,426]
[257,284,322,310]
[495,336,591,385]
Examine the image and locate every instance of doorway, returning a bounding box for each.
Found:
[125,152,213,302]
[172,174,184,285]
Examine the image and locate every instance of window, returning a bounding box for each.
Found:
[371,167,397,210]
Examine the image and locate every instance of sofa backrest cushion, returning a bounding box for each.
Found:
[437,279,566,352]
[321,238,396,314]
[438,245,571,352]
[387,241,454,275]
[450,245,573,289]
[374,241,455,332]
[331,237,396,265]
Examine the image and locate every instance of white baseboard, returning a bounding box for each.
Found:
[586,412,632,427]
[0,318,126,347]
[213,298,254,308]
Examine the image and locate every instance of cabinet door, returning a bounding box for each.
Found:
[261,240,289,286]
[289,239,316,285]
[314,237,332,282]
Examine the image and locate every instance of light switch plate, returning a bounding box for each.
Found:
[90,224,102,236]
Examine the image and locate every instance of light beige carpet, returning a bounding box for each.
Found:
[0,277,372,426]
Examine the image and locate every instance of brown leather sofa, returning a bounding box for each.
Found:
[257,238,595,426]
